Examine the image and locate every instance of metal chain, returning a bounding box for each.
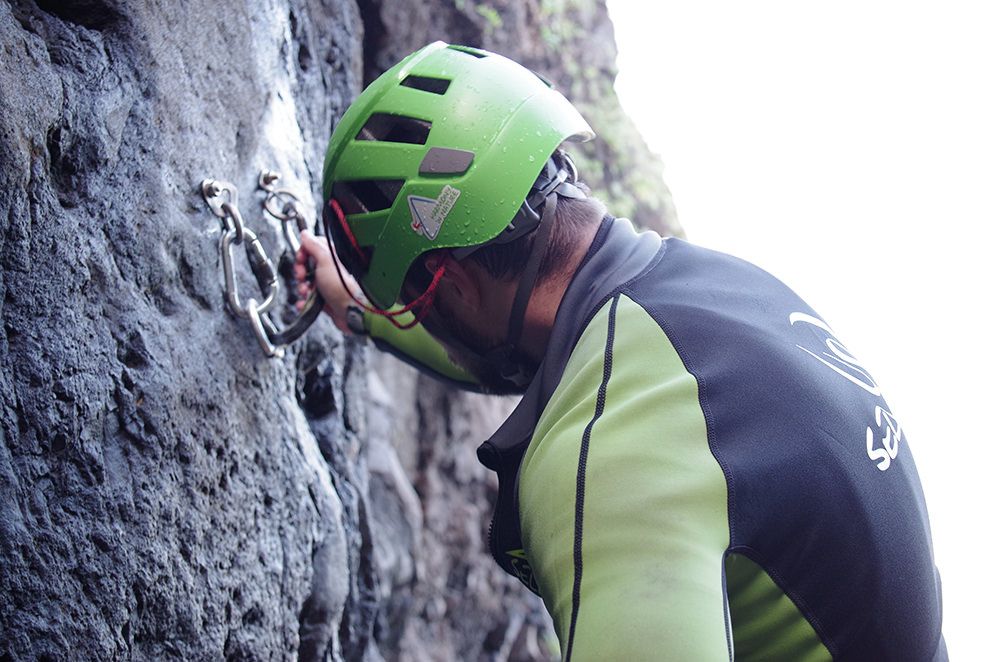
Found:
[200,172,324,358]
[259,169,310,254]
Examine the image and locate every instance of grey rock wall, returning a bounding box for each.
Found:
[1,1,676,660]
[1,1,366,659]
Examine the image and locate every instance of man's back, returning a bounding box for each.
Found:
[482,218,946,660]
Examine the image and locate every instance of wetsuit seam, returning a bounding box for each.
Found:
[619,287,736,656]
[721,556,734,662]
[622,274,839,658]
[726,545,838,658]
[563,294,619,662]
[559,242,668,368]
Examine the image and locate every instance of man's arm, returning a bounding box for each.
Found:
[518,294,732,661]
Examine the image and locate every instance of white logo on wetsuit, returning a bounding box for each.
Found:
[789,312,902,472]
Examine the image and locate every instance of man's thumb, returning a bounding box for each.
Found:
[299,230,327,259]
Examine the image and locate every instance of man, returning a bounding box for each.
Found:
[295,42,946,660]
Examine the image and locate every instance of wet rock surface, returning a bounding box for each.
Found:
[0,1,675,660]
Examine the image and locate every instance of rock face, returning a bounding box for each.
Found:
[0,1,675,660]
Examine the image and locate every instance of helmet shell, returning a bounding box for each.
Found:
[322,41,594,309]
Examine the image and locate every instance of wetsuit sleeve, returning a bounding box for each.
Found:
[362,309,483,392]
[517,294,732,661]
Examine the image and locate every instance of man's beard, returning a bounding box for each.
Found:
[419,301,538,396]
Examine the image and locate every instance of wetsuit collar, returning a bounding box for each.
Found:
[483,215,665,453]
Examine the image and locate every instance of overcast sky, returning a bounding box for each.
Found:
[607,1,999,657]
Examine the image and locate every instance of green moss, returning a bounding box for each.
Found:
[475,5,503,31]
[541,25,560,49]
[468,0,681,236]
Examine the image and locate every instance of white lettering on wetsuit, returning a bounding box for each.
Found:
[789,312,902,472]
[866,405,901,471]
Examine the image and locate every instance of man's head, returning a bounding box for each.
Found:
[401,153,606,392]
[321,41,601,391]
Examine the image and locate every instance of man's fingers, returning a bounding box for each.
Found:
[299,230,325,255]
[294,233,314,264]
[297,231,333,267]
[290,230,362,330]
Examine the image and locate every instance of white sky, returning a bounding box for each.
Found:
[607,1,999,657]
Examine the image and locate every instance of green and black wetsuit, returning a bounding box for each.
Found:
[367,217,947,661]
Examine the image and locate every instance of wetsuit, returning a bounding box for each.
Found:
[365,216,947,660]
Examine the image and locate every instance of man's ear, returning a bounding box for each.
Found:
[424,252,481,310]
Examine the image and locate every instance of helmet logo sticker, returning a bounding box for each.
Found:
[408,185,461,240]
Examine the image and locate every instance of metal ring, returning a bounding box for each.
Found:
[202,170,327,359]
[282,218,303,254]
[220,230,247,318]
[264,289,325,347]
[246,298,284,358]
[263,189,303,221]
[221,201,246,244]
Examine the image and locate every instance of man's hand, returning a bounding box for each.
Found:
[294,231,361,334]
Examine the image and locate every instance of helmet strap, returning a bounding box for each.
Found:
[325,198,445,330]
[487,189,559,387]
[453,154,583,388]
[327,199,370,268]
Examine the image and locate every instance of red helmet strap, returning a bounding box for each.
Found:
[325,198,445,331]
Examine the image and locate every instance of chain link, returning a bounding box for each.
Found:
[259,169,311,255]
[200,173,324,358]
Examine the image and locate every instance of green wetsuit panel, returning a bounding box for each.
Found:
[518,295,731,661]
[726,553,832,661]
[363,309,478,386]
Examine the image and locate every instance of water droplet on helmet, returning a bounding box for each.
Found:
[535,130,542,137]
[528,155,535,162]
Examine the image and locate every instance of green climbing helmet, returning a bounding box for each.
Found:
[321,41,595,310]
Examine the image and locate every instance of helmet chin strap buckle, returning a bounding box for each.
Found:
[452,152,586,389]
[492,189,560,389]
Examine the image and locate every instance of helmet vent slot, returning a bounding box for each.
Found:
[357,113,431,145]
[531,69,555,89]
[401,75,451,95]
[446,45,487,58]
[333,179,404,215]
